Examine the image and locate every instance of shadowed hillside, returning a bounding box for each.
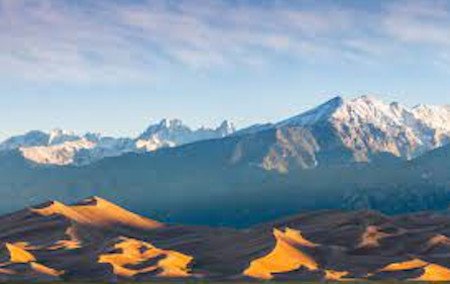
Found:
[0,138,448,227]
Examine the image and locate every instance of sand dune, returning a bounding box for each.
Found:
[5,243,36,263]
[0,242,64,280]
[414,263,450,281]
[377,258,450,281]
[30,262,64,277]
[70,197,163,230]
[1,197,450,280]
[32,197,162,230]
[243,228,318,279]
[379,258,428,272]
[98,237,192,278]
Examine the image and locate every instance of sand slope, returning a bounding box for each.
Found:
[0,197,450,280]
[243,228,318,279]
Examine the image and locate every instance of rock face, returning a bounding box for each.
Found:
[2,197,450,281]
[277,95,450,164]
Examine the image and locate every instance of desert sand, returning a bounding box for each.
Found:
[0,197,450,281]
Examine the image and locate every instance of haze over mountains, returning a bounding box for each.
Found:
[0,95,449,226]
[2,196,450,281]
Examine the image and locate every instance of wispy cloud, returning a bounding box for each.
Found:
[382,0,450,46]
[1,0,450,83]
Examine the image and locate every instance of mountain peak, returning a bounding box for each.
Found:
[48,129,79,145]
[158,118,185,129]
[353,94,380,102]
[277,95,345,127]
[328,95,345,105]
[0,130,49,151]
[275,95,450,162]
[217,120,236,135]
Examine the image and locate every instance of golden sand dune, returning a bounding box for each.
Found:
[0,243,64,280]
[32,197,162,230]
[98,237,192,278]
[414,263,450,281]
[2,197,450,281]
[324,269,349,281]
[379,258,428,272]
[243,227,318,279]
[378,258,450,281]
[70,197,163,230]
[5,243,36,263]
[31,200,93,224]
[29,262,64,277]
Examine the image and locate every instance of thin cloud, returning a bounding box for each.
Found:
[1,0,450,83]
[382,0,450,46]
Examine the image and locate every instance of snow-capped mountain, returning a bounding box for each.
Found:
[0,130,50,151]
[278,95,450,162]
[136,119,235,151]
[19,135,137,166]
[0,119,236,166]
[1,96,448,167]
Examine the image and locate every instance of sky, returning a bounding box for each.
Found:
[1,0,450,140]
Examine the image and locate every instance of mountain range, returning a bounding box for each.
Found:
[0,119,235,166]
[2,196,450,281]
[0,95,449,226]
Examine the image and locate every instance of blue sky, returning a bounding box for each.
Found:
[1,0,450,140]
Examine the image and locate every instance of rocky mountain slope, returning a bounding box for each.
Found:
[1,96,448,169]
[2,196,450,281]
[277,96,450,162]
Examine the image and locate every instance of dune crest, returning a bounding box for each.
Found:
[31,197,162,230]
[71,196,163,229]
[378,258,450,281]
[30,201,92,224]
[1,243,64,279]
[379,258,428,272]
[278,228,318,247]
[243,227,318,279]
[98,237,192,278]
[5,243,36,263]
[324,269,349,280]
[30,263,64,277]
[414,263,450,281]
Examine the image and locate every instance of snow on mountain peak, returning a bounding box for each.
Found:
[136,119,236,151]
[1,95,448,167]
[217,120,236,135]
[0,130,49,151]
[278,96,344,127]
[48,129,80,145]
[278,95,450,161]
